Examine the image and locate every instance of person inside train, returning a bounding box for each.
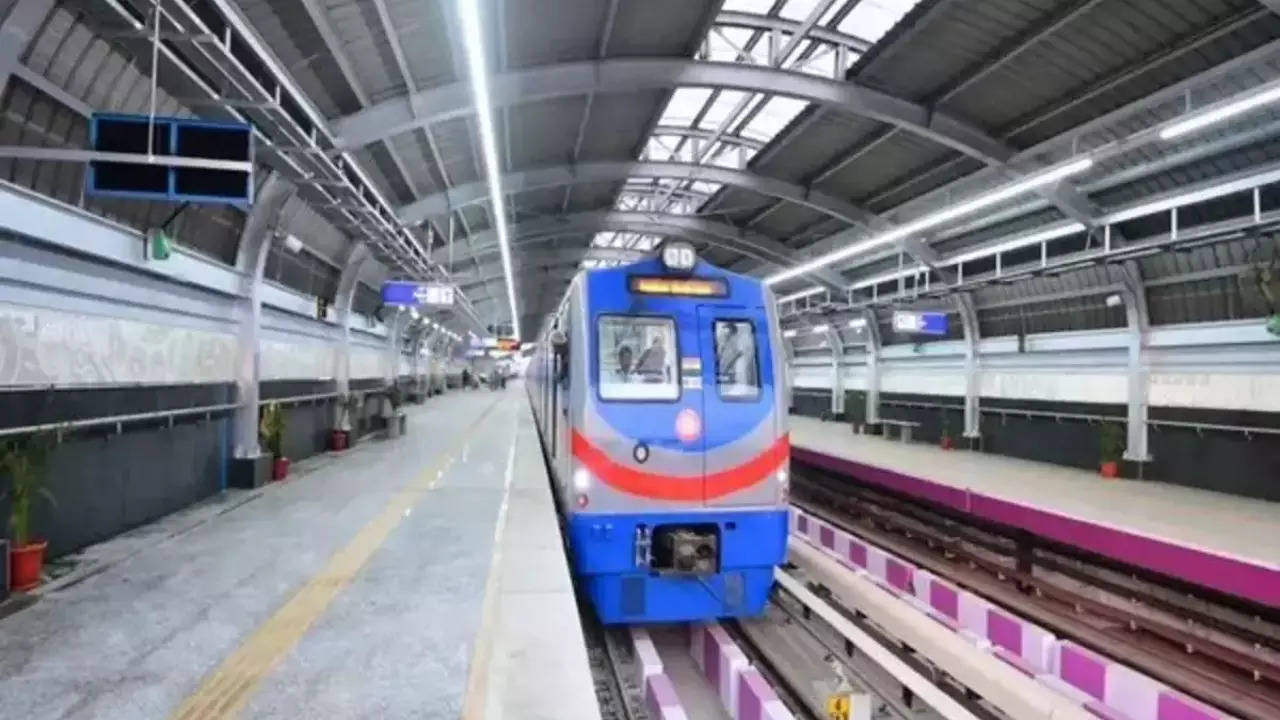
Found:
[634,335,668,381]
[615,344,634,380]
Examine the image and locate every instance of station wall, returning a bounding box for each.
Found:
[789,327,1280,501]
[0,184,442,561]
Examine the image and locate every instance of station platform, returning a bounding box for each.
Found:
[0,388,600,720]
[790,415,1280,609]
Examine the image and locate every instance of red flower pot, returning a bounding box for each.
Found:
[1099,460,1119,478]
[272,457,291,481]
[940,435,954,450]
[10,540,47,592]
[329,430,349,452]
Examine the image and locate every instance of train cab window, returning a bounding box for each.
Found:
[713,320,760,400]
[598,315,679,401]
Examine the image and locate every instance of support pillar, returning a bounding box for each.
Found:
[862,309,881,426]
[229,173,296,487]
[0,0,55,98]
[825,327,844,418]
[956,293,981,440]
[333,242,371,428]
[1120,261,1152,463]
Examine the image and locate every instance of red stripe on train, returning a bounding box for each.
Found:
[570,431,788,501]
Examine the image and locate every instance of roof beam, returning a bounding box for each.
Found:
[714,11,873,54]
[0,0,56,98]
[399,160,881,228]
[331,58,1012,165]
[433,209,848,289]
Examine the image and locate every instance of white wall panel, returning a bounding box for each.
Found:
[259,339,334,381]
[0,302,235,385]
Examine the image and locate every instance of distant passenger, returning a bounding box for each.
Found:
[635,336,667,380]
[616,345,634,380]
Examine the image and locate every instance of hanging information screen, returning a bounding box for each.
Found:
[87,113,254,205]
[892,310,948,336]
[382,281,455,307]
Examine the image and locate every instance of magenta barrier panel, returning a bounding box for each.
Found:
[1157,692,1223,720]
[1057,642,1108,702]
[986,608,1023,656]
[736,668,793,720]
[885,557,913,593]
[646,675,687,720]
[819,525,835,550]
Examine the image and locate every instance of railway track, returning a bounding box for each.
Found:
[793,464,1280,719]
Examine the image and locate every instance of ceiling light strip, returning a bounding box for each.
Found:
[1159,78,1280,141]
[459,0,520,340]
[765,158,1094,285]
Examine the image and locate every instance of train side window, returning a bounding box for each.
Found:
[598,315,679,401]
[713,319,760,400]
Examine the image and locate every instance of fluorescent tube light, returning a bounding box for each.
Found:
[778,286,824,303]
[459,0,520,341]
[782,329,798,338]
[848,318,866,329]
[765,158,1094,286]
[1160,82,1280,141]
[810,324,830,333]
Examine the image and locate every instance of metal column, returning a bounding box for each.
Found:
[862,309,882,425]
[1120,262,1152,462]
[956,293,981,439]
[231,173,296,459]
[825,327,845,417]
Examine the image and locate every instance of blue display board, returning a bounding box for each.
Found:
[381,281,455,307]
[87,113,254,206]
[892,310,948,336]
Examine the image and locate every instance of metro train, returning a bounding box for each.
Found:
[527,240,790,624]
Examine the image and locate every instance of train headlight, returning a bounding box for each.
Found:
[675,408,702,444]
[777,464,790,503]
[659,240,697,272]
[573,467,591,492]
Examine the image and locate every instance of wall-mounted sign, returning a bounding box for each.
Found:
[892,310,948,336]
[382,281,455,307]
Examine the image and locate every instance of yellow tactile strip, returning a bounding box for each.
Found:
[170,399,500,720]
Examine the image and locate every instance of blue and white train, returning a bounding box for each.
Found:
[528,241,790,625]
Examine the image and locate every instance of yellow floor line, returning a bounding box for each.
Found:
[459,413,519,720]
[169,399,501,720]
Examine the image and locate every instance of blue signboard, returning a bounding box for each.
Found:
[381,281,455,307]
[87,113,253,205]
[382,281,420,306]
[892,310,948,336]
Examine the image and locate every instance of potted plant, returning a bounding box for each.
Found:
[260,402,289,481]
[2,432,56,591]
[1098,422,1124,478]
[939,413,954,450]
[330,393,358,452]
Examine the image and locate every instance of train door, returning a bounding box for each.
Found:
[696,305,779,507]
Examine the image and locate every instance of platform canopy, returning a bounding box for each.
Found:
[4,0,1280,338]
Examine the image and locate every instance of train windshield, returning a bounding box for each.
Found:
[598,315,680,401]
[713,319,760,399]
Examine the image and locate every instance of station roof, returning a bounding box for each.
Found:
[3,0,1280,339]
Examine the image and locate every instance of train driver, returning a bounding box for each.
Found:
[635,335,669,381]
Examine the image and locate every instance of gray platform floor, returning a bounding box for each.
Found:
[0,387,599,720]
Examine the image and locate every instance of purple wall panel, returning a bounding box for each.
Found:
[986,610,1023,655]
[1060,644,1107,701]
[930,581,959,619]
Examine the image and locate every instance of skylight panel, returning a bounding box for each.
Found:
[707,26,755,63]
[690,181,724,195]
[780,0,824,22]
[699,90,750,130]
[742,96,807,142]
[592,232,615,248]
[659,87,713,127]
[839,0,922,44]
[723,0,774,13]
